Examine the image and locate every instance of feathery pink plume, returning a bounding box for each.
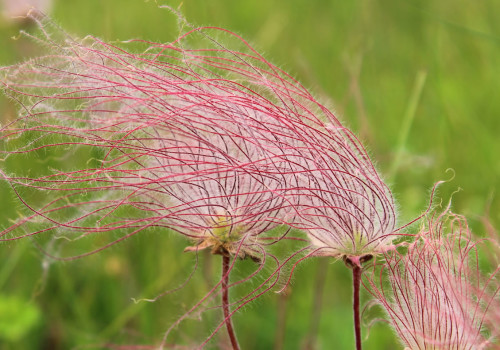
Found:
[365,208,500,349]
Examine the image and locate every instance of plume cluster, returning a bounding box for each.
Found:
[9,10,496,350]
[365,208,500,349]
[0,12,396,262]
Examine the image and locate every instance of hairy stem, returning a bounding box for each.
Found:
[222,255,240,350]
[352,263,362,350]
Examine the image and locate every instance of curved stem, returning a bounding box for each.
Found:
[222,255,240,350]
[352,264,362,350]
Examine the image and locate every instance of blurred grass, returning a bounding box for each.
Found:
[0,0,499,349]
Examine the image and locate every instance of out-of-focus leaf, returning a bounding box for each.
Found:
[0,294,41,342]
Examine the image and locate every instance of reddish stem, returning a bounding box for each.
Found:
[352,263,362,350]
[222,255,240,350]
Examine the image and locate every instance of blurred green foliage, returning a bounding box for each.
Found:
[0,0,499,349]
[0,293,41,342]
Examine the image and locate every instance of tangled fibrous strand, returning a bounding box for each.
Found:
[1,9,396,347]
[1,9,397,259]
[364,208,500,350]
[1,12,298,251]
[0,11,306,347]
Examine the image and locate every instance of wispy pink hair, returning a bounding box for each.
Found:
[365,208,500,349]
[1,11,396,262]
[0,12,404,347]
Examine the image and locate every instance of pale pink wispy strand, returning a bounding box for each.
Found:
[365,208,500,349]
[1,11,396,260]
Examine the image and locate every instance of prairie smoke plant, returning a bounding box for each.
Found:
[0,12,300,253]
[0,12,303,348]
[0,10,399,348]
[273,111,397,349]
[365,209,500,349]
[155,19,398,349]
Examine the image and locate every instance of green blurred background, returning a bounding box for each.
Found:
[0,0,499,349]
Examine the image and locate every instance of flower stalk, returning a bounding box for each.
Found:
[351,261,362,350]
[222,254,240,350]
[344,255,371,350]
